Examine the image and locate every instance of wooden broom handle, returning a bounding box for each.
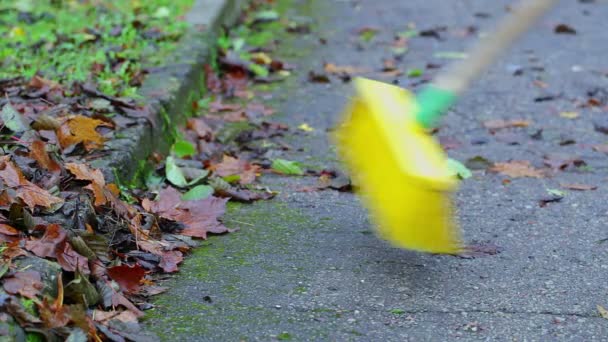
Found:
[433,0,559,95]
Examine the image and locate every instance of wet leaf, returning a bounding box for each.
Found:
[65,270,100,306]
[447,158,472,179]
[465,156,492,170]
[598,305,608,320]
[483,119,530,131]
[29,140,61,173]
[31,114,61,131]
[159,250,183,273]
[165,156,188,187]
[554,24,576,34]
[561,183,597,191]
[56,115,111,150]
[272,159,304,175]
[560,111,579,119]
[25,224,66,258]
[172,140,196,158]
[211,155,259,185]
[3,270,43,299]
[107,264,146,294]
[489,161,545,178]
[358,27,379,42]
[181,185,214,201]
[1,103,28,133]
[66,163,106,206]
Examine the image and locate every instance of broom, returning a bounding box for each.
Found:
[335,0,559,254]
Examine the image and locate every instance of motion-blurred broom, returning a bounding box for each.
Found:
[335,0,559,254]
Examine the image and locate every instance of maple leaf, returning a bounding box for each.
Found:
[143,187,228,239]
[107,264,146,294]
[3,270,43,299]
[25,224,66,258]
[159,250,183,273]
[66,163,107,206]
[489,161,545,178]
[0,156,63,209]
[29,140,61,173]
[56,115,112,150]
[211,155,260,185]
[187,118,213,139]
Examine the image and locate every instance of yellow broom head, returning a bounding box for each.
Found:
[334,78,462,254]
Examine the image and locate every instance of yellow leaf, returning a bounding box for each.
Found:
[598,305,608,319]
[560,111,579,119]
[298,123,314,132]
[9,26,25,39]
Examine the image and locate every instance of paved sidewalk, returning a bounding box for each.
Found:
[146,0,608,340]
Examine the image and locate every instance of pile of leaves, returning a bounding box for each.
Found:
[0,0,350,340]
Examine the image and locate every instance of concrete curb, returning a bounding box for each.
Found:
[91,0,244,182]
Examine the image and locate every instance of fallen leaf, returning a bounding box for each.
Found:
[308,71,331,83]
[543,154,586,170]
[592,144,608,154]
[489,161,545,178]
[559,111,579,119]
[66,163,107,206]
[159,250,183,273]
[0,157,63,209]
[298,123,314,132]
[447,158,472,179]
[0,223,19,236]
[1,103,29,133]
[211,155,259,185]
[483,119,530,131]
[458,241,503,259]
[56,115,111,150]
[465,156,492,170]
[144,187,229,239]
[3,271,43,299]
[29,140,61,173]
[271,159,304,175]
[561,183,597,191]
[598,305,608,319]
[25,224,66,258]
[107,264,146,294]
[434,51,468,59]
[357,26,379,41]
[182,185,214,201]
[323,63,368,76]
[187,118,213,139]
[554,23,576,34]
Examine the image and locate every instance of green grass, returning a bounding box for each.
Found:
[0,0,194,96]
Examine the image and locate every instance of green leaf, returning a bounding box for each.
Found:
[447,158,472,180]
[249,63,269,78]
[255,10,279,22]
[277,332,292,340]
[390,308,406,315]
[546,188,565,197]
[172,140,196,158]
[1,103,28,133]
[272,159,304,176]
[165,156,188,187]
[407,68,423,77]
[398,29,418,38]
[182,185,214,201]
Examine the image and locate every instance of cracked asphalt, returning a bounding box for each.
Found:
[145,0,608,340]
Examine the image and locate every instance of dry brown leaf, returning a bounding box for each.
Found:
[489,161,545,178]
[561,183,597,191]
[483,119,531,131]
[66,163,107,206]
[211,155,260,185]
[29,140,61,172]
[56,115,111,150]
[323,63,368,75]
[0,156,63,209]
[3,271,43,299]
